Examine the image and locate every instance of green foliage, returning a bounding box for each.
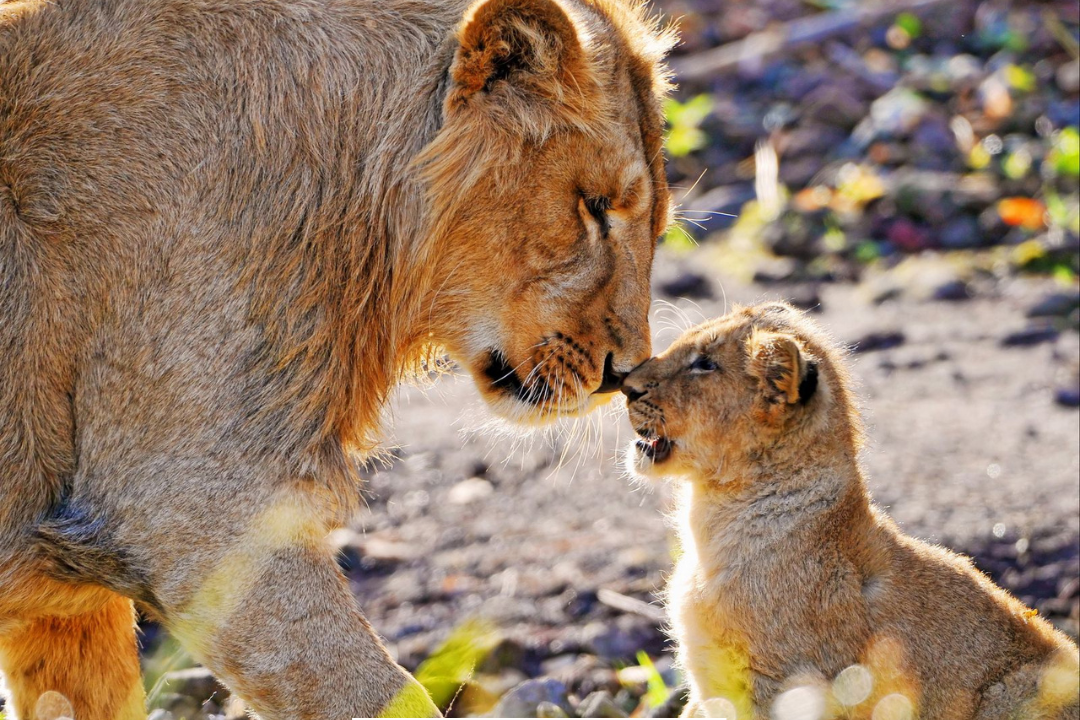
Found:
[1004,64,1035,93]
[894,12,922,39]
[1048,127,1080,177]
[638,651,671,709]
[414,619,499,711]
[662,223,698,253]
[664,94,712,158]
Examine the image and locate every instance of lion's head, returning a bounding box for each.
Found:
[417,0,674,423]
[621,303,863,482]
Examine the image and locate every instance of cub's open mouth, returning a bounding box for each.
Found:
[635,432,673,463]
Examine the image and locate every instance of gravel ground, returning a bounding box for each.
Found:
[318,249,1078,716]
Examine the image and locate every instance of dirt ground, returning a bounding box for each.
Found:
[339,247,1079,701]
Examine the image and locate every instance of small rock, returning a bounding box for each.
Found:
[933,279,972,302]
[1055,387,1080,408]
[537,701,570,718]
[938,215,981,250]
[147,711,175,720]
[1027,292,1080,319]
[659,272,713,300]
[582,616,660,662]
[1057,59,1080,94]
[851,331,906,353]
[886,218,930,252]
[752,257,798,284]
[784,284,823,313]
[447,477,494,505]
[493,679,574,719]
[1001,326,1060,347]
[578,691,628,718]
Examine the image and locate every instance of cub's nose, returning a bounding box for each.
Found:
[594,353,625,394]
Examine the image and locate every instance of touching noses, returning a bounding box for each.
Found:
[620,371,648,403]
[594,353,626,394]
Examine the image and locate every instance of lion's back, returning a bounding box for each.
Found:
[0,0,455,553]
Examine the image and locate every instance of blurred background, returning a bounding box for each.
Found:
[137,0,1079,717]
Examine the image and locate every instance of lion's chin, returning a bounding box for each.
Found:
[479,386,618,426]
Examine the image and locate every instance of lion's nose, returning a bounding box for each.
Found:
[621,380,646,403]
[594,353,625,394]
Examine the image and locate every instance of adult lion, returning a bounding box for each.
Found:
[0,0,673,717]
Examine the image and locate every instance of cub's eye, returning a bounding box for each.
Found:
[689,356,718,373]
[584,196,611,238]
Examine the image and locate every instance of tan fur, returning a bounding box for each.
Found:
[0,0,673,717]
[623,303,1080,720]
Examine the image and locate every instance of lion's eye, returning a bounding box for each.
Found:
[584,196,611,238]
[689,356,718,373]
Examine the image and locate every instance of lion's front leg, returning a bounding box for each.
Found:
[149,495,439,720]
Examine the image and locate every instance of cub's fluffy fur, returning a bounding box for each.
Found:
[623,303,1079,719]
[0,0,673,717]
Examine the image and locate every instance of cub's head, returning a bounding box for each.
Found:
[622,303,861,482]
[419,0,674,423]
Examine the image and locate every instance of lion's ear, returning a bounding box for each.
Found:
[747,330,818,423]
[450,0,591,107]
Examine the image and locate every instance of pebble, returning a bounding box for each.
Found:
[1054,387,1080,408]
[659,272,714,300]
[492,679,575,719]
[932,279,972,302]
[886,218,930,253]
[938,215,982,250]
[448,477,494,505]
[784,284,823,312]
[537,701,570,718]
[579,691,629,718]
[851,331,906,353]
[1027,292,1080,319]
[1000,326,1060,347]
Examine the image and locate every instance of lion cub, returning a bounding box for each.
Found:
[622,303,1079,720]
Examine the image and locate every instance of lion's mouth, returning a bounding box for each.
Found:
[634,429,673,463]
[482,349,553,406]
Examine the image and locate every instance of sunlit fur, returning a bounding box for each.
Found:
[623,303,1080,719]
[0,0,673,717]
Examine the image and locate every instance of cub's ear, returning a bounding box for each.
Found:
[747,330,819,422]
[450,0,591,107]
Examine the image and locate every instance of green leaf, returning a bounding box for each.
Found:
[1004,64,1035,93]
[1049,127,1080,177]
[895,12,922,38]
[664,94,713,157]
[855,241,881,263]
[1002,148,1032,179]
[413,620,499,711]
[635,651,671,709]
